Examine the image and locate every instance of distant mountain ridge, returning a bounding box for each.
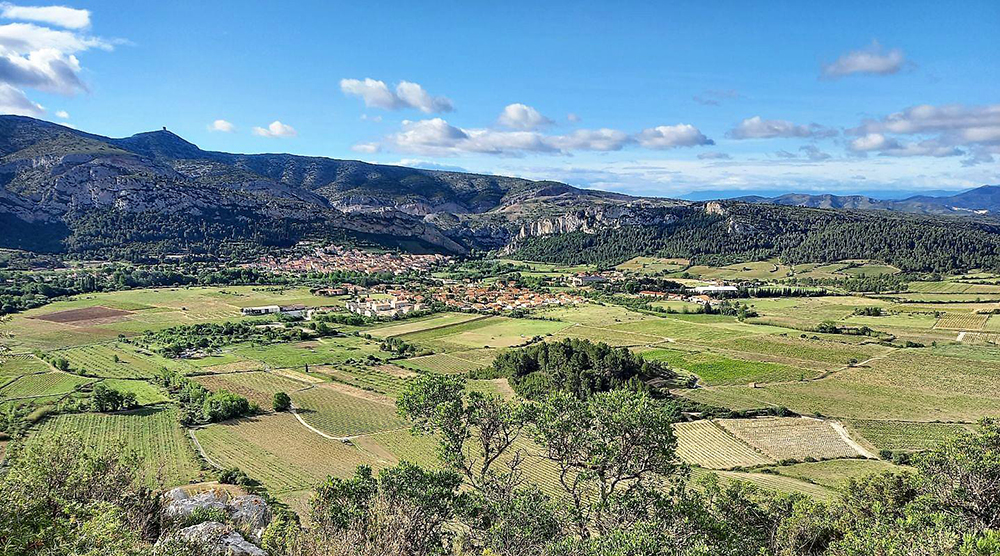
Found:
[737,186,1000,216]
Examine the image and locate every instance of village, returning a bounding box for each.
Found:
[250,245,452,275]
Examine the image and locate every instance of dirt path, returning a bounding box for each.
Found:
[188,429,222,469]
[828,420,876,459]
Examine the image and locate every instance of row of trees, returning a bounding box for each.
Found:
[152,369,257,425]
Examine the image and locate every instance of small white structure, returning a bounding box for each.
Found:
[241,305,280,316]
[346,297,424,318]
[692,285,739,294]
[569,275,608,287]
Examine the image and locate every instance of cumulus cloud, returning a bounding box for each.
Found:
[208,119,235,132]
[697,152,731,160]
[692,89,740,106]
[340,78,453,113]
[822,41,906,78]
[53,108,66,118]
[377,117,713,157]
[497,103,552,130]
[252,120,296,138]
[0,9,114,116]
[0,81,41,114]
[635,124,714,149]
[1,3,90,29]
[728,116,835,139]
[352,142,380,154]
[847,104,1000,159]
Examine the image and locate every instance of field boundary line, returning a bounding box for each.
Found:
[188,429,222,470]
[382,314,491,338]
[828,420,876,459]
[707,419,775,463]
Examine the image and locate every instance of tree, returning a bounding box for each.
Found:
[310,463,463,556]
[532,389,680,538]
[273,391,292,412]
[396,374,534,496]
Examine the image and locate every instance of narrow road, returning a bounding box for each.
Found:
[829,420,876,459]
[188,428,222,469]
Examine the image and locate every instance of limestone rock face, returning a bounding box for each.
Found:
[162,488,228,521]
[228,495,272,541]
[169,521,267,556]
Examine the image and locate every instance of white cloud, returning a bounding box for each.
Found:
[359,113,382,123]
[340,78,453,113]
[351,142,380,154]
[697,152,731,160]
[53,108,67,118]
[0,81,41,114]
[252,120,296,138]
[728,116,835,139]
[378,118,716,156]
[1,3,90,29]
[497,103,552,130]
[567,113,581,123]
[0,22,110,53]
[208,119,235,133]
[822,41,906,78]
[635,124,713,149]
[847,104,1000,159]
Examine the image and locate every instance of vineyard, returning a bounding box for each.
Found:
[30,407,202,487]
[640,348,818,386]
[53,344,186,378]
[291,385,407,437]
[716,417,863,461]
[193,371,312,408]
[935,313,990,331]
[398,353,485,374]
[0,371,92,400]
[367,313,484,338]
[847,419,977,452]
[194,413,375,493]
[673,420,774,469]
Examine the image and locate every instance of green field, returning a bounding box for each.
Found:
[30,407,203,487]
[194,371,312,408]
[846,420,977,452]
[54,343,191,378]
[291,385,407,437]
[0,371,93,400]
[674,420,774,469]
[758,459,903,490]
[395,316,571,352]
[640,347,818,385]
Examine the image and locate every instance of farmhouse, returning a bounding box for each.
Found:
[692,285,739,294]
[569,274,608,287]
[241,305,280,316]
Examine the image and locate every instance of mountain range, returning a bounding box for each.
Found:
[737,186,1000,216]
[2,115,1000,273]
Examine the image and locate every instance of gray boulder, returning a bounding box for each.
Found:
[163,488,228,521]
[228,495,272,541]
[169,521,267,556]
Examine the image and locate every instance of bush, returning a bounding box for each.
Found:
[272,391,291,412]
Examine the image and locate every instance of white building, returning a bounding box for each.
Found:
[692,285,739,294]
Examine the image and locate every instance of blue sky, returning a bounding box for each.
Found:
[1,0,997,198]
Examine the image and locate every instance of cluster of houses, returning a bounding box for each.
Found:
[251,246,452,275]
[639,283,739,305]
[345,297,426,318]
[430,283,584,312]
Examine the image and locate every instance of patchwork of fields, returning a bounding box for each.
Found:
[4,270,999,506]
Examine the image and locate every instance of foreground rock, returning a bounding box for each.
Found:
[168,521,267,556]
[162,486,273,548]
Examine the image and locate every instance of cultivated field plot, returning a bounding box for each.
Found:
[762,459,902,490]
[907,281,1000,294]
[690,467,835,501]
[609,317,767,343]
[232,336,385,369]
[683,261,792,281]
[640,348,818,386]
[540,303,656,327]
[0,371,92,400]
[935,313,990,331]
[195,413,376,494]
[357,429,442,469]
[616,256,688,274]
[102,379,170,405]
[366,313,485,338]
[846,419,976,452]
[31,305,133,324]
[713,335,888,370]
[673,420,774,469]
[194,371,312,408]
[984,315,1000,332]
[291,384,406,437]
[30,407,202,487]
[397,316,571,352]
[311,365,410,396]
[960,332,1000,345]
[716,418,862,461]
[399,352,486,374]
[551,324,665,347]
[53,344,188,378]
[0,354,50,380]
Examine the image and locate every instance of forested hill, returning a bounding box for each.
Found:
[3,116,1000,273]
[511,202,1000,273]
